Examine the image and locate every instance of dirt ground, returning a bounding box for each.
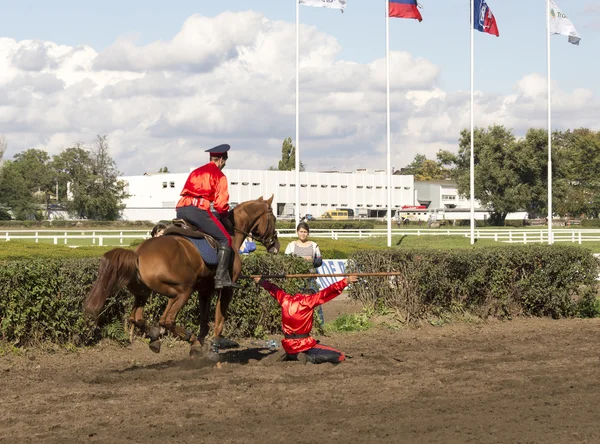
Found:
[2,302,600,444]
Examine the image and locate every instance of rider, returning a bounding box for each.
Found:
[176,144,239,289]
[253,275,359,364]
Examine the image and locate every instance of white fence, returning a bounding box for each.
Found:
[3,228,600,246]
[1,230,150,246]
[278,228,600,244]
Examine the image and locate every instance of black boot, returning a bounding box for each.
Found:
[214,246,241,289]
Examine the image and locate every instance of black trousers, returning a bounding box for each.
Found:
[176,206,231,247]
[291,343,345,364]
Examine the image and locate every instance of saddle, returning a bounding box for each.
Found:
[162,219,219,250]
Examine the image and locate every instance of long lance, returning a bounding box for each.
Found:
[240,272,402,279]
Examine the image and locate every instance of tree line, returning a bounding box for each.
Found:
[397,126,600,225]
[0,135,127,221]
[1,128,598,223]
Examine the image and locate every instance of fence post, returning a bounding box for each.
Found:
[64,231,68,245]
[579,231,582,245]
[5,231,8,242]
[509,231,512,243]
[523,232,527,244]
[359,230,362,239]
[99,236,103,247]
[35,231,39,243]
[120,231,123,245]
[54,237,58,245]
[494,233,498,242]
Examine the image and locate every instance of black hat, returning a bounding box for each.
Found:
[205,144,230,158]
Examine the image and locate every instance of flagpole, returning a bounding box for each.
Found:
[546,0,552,244]
[470,0,475,245]
[295,0,301,228]
[386,0,392,248]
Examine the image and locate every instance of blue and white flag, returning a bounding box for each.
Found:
[300,0,346,10]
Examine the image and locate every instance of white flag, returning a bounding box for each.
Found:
[299,0,346,10]
[549,0,581,45]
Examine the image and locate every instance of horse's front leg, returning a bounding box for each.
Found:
[210,287,239,353]
[190,286,212,359]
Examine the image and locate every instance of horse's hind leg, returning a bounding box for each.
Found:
[127,281,152,343]
[160,288,199,346]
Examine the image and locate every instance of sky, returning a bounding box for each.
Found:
[0,0,599,175]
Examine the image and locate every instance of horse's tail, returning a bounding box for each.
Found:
[84,248,139,319]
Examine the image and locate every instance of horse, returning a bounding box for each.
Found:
[84,195,280,359]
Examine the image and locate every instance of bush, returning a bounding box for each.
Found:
[0,209,11,221]
[0,252,314,346]
[347,245,600,321]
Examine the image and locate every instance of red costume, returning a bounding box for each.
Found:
[177,162,230,216]
[258,279,348,362]
[175,143,237,290]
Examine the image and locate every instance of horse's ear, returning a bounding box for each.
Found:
[266,194,274,206]
[257,196,264,202]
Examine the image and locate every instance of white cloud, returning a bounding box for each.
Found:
[0,10,598,176]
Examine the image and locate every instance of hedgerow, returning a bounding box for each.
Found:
[347,245,600,321]
[0,253,313,346]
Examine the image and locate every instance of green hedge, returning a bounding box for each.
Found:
[580,219,600,228]
[0,253,314,346]
[347,245,600,321]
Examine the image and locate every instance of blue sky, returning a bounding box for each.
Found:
[2,0,596,94]
[0,1,598,174]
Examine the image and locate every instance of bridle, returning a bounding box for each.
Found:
[234,205,278,251]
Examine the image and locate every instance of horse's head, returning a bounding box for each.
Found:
[232,195,280,254]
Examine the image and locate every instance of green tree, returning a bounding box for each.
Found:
[270,137,305,171]
[51,136,127,220]
[0,149,55,219]
[553,128,600,218]
[398,153,453,180]
[158,166,169,173]
[0,135,6,162]
[451,125,546,225]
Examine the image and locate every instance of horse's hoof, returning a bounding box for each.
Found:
[149,340,161,354]
[147,326,161,342]
[212,337,239,349]
[207,350,220,363]
[189,344,203,359]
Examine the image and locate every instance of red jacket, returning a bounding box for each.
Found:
[259,279,348,354]
[176,162,229,215]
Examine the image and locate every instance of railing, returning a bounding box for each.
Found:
[1,230,150,247]
[277,228,600,244]
[3,228,600,246]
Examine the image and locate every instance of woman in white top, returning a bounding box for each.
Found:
[285,222,324,324]
[284,222,322,268]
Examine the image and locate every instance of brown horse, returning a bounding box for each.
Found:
[84,196,280,359]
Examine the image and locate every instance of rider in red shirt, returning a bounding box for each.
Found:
[176,144,239,289]
[253,275,359,364]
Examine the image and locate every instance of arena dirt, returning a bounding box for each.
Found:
[1,314,600,443]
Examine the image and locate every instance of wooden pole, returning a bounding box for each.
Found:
[240,272,402,279]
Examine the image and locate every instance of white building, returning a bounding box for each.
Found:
[119,169,415,222]
[414,179,527,221]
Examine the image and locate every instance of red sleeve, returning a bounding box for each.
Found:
[213,174,230,215]
[308,279,348,307]
[259,280,288,305]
